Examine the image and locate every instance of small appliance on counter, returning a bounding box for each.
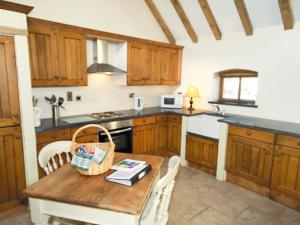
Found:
[161,94,183,109]
[134,96,145,110]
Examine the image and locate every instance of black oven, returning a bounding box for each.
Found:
[99,127,132,153]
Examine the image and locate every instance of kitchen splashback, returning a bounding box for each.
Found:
[32,75,177,119]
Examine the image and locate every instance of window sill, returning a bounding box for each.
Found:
[208,101,258,108]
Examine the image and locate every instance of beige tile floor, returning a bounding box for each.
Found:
[1,161,300,225]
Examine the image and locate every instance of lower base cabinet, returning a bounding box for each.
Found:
[0,126,26,213]
[271,143,300,210]
[186,134,218,175]
[132,124,155,155]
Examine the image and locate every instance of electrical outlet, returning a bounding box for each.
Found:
[67,92,73,101]
[75,95,81,101]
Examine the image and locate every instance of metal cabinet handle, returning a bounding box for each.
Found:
[266,150,272,155]
[61,76,66,80]
[12,112,19,118]
[246,131,252,136]
[54,75,59,79]
[274,152,281,157]
[15,135,21,140]
[297,142,300,147]
[51,134,57,138]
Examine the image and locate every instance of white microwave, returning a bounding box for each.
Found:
[161,95,183,108]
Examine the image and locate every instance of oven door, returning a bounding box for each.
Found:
[99,127,132,153]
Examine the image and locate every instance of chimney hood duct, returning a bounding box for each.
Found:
[87,39,127,74]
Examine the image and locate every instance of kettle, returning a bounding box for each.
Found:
[134,96,145,110]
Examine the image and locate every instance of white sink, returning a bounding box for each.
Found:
[187,114,224,139]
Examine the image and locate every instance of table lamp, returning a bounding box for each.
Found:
[185,86,200,110]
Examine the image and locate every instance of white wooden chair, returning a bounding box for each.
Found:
[38,141,92,225]
[140,156,181,225]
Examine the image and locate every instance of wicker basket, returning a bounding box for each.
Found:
[70,124,115,176]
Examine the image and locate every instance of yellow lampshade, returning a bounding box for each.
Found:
[185,86,200,98]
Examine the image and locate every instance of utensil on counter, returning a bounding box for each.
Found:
[50,95,57,104]
[45,96,51,104]
[32,96,39,107]
[58,97,65,109]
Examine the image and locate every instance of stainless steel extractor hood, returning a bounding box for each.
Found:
[87,39,127,75]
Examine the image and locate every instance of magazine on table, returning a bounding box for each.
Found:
[111,159,146,171]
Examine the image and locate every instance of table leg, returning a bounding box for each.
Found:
[29,198,50,225]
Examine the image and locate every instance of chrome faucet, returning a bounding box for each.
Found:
[212,104,220,113]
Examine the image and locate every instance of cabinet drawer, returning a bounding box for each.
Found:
[75,134,99,143]
[168,114,182,123]
[229,125,275,144]
[276,135,300,149]
[155,114,168,123]
[133,116,155,126]
[36,129,71,144]
[70,127,99,138]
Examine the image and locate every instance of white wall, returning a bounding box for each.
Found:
[177,22,300,124]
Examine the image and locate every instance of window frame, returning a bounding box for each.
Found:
[218,69,258,105]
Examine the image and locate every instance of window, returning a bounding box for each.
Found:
[219,69,258,105]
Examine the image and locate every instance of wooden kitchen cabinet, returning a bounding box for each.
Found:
[0,126,25,212]
[127,41,182,86]
[186,134,218,175]
[132,117,155,155]
[271,135,300,209]
[160,47,182,85]
[154,115,168,156]
[226,132,275,196]
[0,35,21,128]
[167,115,182,155]
[28,18,87,87]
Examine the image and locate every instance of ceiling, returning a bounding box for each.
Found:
[151,0,300,42]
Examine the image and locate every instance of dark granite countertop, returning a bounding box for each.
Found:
[35,106,300,138]
[35,107,209,133]
[219,115,300,138]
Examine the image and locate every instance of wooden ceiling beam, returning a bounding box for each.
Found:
[197,0,221,40]
[170,0,198,43]
[278,0,294,30]
[234,0,253,36]
[145,0,176,44]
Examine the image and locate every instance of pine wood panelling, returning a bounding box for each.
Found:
[133,116,155,126]
[160,47,181,85]
[271,145,300,209]
[28,27,59,87]
[229,125,275,144]
[0,126,25,213]
[226,134,274,187]
[127,42,146,85]
[170,0,198,43]
[133,124,155,155]
[57,30,87,86]
[277,135,300,150]
[234,0,253,36]
[144,0,176,44]
[278,0,294,30]
[144,45,161,84]
[0,35,20,128]
[168,121,181,155]
[186,134,218,175]
[154,121,168,156]
[0,0,33,14]
[197,0,222,40]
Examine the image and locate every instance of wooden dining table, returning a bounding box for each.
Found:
[22,153,163,225]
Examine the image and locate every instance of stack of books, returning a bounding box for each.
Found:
[106,159,152,186]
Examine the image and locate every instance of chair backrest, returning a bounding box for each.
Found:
[140,156,180,225]
[38,141,72,175]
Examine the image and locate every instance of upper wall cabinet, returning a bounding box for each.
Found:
[127,41,182,85]
[28,19,87,87]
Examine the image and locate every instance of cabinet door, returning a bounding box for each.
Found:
[226,135,274,186]
[186,134,218,173]
[160,47,181,85]
[144,45,160,85]
[133,124,155,155]
[272,145,300,199]
[127,42,145,85]
[168,121,181,155]
[28,26,59,87]
[154,121,168,156]
[0,36,20,128]
[0,127,25,212]
[58,30,87,86]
